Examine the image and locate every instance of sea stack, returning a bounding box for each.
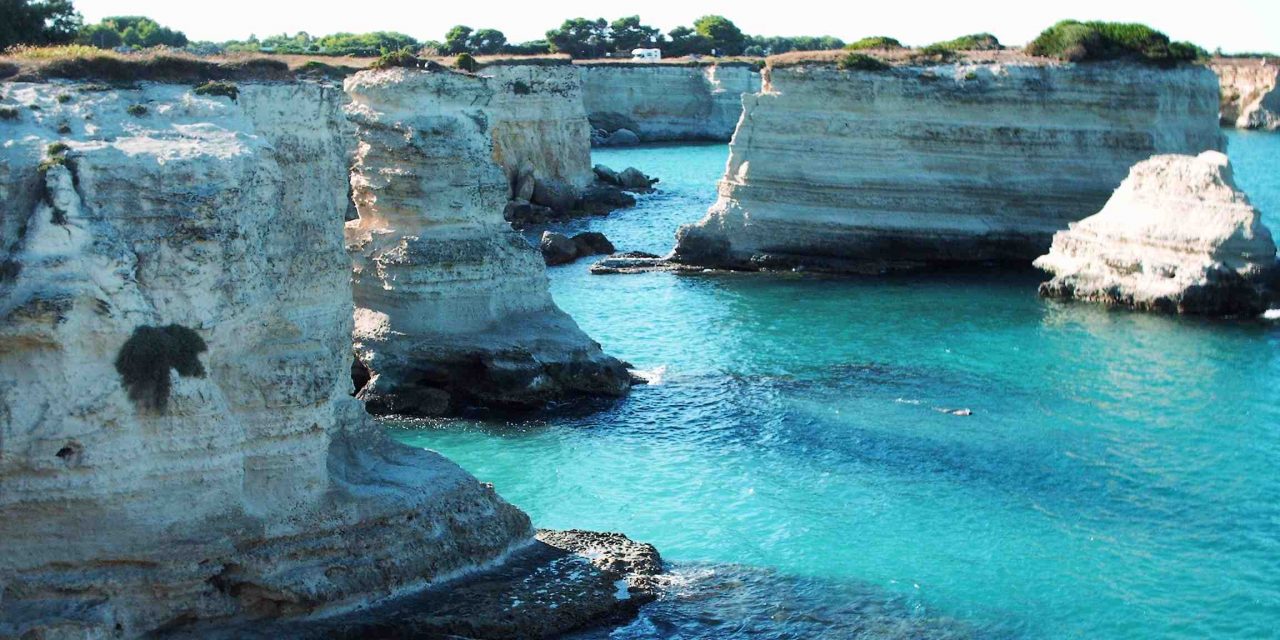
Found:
[672,56,1223,272]
[1034,151,1277,315]
[343,67,631,416]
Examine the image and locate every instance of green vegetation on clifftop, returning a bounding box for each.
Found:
[1027,20,1204,65]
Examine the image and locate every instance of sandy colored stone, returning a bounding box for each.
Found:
[1035,150,1276,315]
[672,61,1224,271]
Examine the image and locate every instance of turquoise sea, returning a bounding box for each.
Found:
[392,131,1280,639]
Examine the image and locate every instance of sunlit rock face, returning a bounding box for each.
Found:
[1211,59,1280,130]
[1035,150,1277,315]
[483,63,594,189]
[672,61,1224,272]
[343,67,631,417]
[0,81,534,637]
[579,63,761,141]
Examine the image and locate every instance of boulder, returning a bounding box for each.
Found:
[532,177,579,214]
[1034,151,1277,316]
[579,184,636,215]
[540,231,580,266]
[603,128,641,147]
[590,129,610,146]
[572,232,616,256]
[593,164,621,185]
[503,199,554,227]
[618,166,658,190]
[588,111,640,135]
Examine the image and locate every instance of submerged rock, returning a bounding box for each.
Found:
[1034,151,1277,315]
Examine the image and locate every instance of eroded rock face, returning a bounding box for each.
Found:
[1211,59,1280,130]
[344,68,631,416]
[673,62,1224,271]
[0,81,533,636]
[579,63,761,141]
[1034,151,1276,315]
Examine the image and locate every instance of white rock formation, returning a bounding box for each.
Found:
[343,67,631,416]
[0,81,535,636]
[673,61,1224,271]
[1211,59,1280,130]
[482,63,593,189]
[579,63,761,141]
[1034,150,1276,314]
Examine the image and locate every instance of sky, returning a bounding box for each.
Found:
[72,0,1280,54]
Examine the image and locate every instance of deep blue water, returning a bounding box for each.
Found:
[391,132,1280,639]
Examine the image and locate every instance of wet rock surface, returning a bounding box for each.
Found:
[542,231,617,266]
[174,530,664,640]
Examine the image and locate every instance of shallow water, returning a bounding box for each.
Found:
[391,132,1280,639]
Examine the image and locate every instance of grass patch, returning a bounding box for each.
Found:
[1026,20,1203,65]
[837,52,890,71]
[126,104,148,117]
[47,142,69,156]
[193,80,239,101]
[0,46,291,82]
[845,36,903,51]
[114,324,208,413]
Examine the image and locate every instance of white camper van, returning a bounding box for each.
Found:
[631,48,662,62]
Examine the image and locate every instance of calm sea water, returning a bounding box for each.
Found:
[391,132,1280,639]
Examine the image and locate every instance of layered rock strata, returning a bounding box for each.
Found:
[0,81,537,636]
[1034,151,1276,315]
[1211,59,1279,130]
[579,63,761,142]
[673,61,1224,271]
[344,67,631,416]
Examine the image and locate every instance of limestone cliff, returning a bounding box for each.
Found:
[579,63,761,141]
[673,60,1224,271]
[0,81,533,636]
[344,67,631,416]
[1034,151,1276,315]
[482,63,593,189]
[1211,59,1279,130]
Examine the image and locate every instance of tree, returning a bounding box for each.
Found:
[608,15,659,53]
[444,24,472,54]
[79,16,187,49]
[693,15,744,55]
[546,17,608,59]
[664,26,712,57]
[0,0,83,49]
[469,28,506,55]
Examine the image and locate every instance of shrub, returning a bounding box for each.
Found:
[56,93,72,103]
[193,80,238,101]
[114,324,208,412]
[964,71,978,80]
[46,141,69,156]
[371,47,421,70]
[914,44,958,63]
[37,155,66,173]
[0,106,19,120]
[1026,20,1203,65]
[512,79,531,94]
[838,52,890,71]
[454,52,478,72]
[845,36,903,51]
[126,103,147,117]
[927,33,1003,52]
